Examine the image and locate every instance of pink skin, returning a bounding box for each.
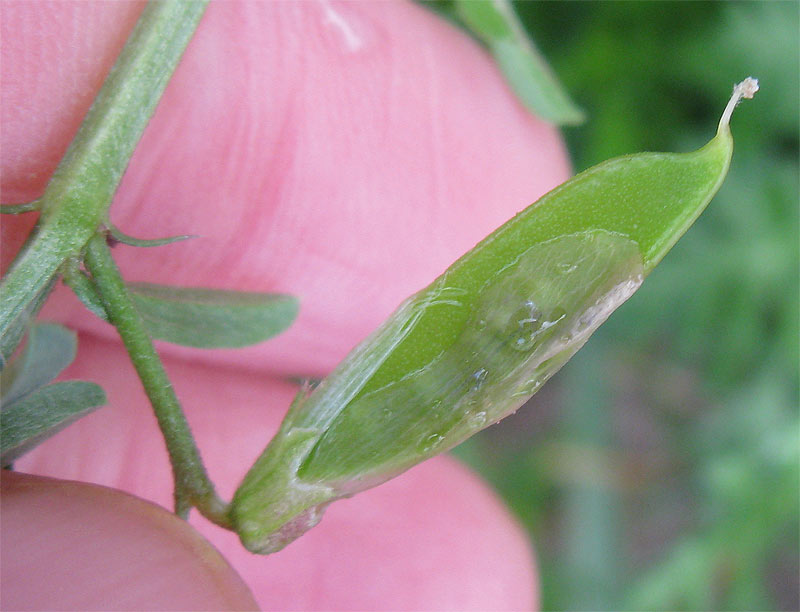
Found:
[1,1,570,610]
[1,471,260,611]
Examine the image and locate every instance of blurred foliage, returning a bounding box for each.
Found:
[451,2,799,610]
[424,0,586,124]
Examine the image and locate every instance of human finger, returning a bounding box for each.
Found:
[16,334,538,610]
[1,471,258,611]
[1,0,570,378]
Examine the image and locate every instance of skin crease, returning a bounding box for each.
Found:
[1,1,570,610]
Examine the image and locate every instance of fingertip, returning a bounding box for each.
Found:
[0,0,144,202]
[16,337,538,610]
[0,471,258,611]
[2,0,569,377]
[191,457,538,611]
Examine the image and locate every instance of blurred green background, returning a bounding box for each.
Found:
[448,2,799,610]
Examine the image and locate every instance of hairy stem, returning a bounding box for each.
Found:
[0,201,40,214]
[0,1,226,521]
[84,233,232,527]
[0,0,208,351]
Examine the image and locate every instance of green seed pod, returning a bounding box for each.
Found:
[231,78,758,553]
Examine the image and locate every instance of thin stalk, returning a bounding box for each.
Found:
[0,0,208,349]
[0,0,217,520]
[0,201,40,214]
[84,233,232,528]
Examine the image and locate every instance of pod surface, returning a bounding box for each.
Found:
[232,80,756,553]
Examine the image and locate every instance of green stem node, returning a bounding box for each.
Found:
[0,0,208,356]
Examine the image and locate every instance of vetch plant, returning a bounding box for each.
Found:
[1,0,757,565]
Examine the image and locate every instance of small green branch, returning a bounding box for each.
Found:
[0,201,40,214]
[0,0,208,355]
[0,0,220,522]
[84,233,232,527]
[106,224,198,248]
[60,258,109,321]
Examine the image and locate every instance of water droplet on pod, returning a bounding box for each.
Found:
[513,378,543,397]
[470,368,488,391]
[509,301,544,351]
[467,411,488,429]
[419,433,445,453]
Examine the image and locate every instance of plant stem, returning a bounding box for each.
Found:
[0,201,40,214]
[0,0,208,351]
[0,1,228,524]
[84,233,232,527]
